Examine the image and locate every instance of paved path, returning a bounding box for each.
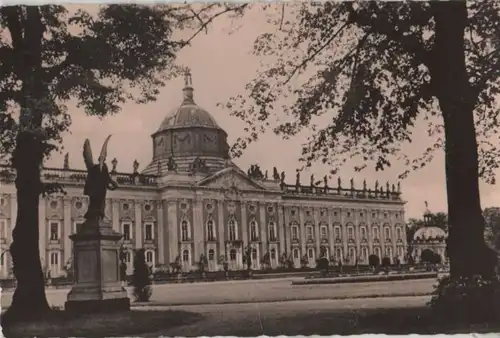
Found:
[145,296,431,336]
[1,277,435,309]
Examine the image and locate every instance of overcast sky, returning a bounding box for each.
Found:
[41,4,500,220]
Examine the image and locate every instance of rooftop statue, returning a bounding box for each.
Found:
[82,135,118,222]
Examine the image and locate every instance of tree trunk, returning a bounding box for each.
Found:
[431,1,496,279]
[3,132,50,324]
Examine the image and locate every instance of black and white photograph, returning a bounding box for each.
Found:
[1,1,500,336]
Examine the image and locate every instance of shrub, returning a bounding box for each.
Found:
[300,255,309,268]
[429,275,500,324]
[368,254,380,268]
[132,249,152,302]
[316,257,329,271]
[420,249,440,264]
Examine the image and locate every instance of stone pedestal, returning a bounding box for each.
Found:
[65,219,130,314]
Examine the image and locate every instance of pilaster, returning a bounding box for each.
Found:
[193,193,204,259]
[63,197,72,265]
[9,195,17,243]
[283,206,291,254]
[314,208,320,255]
[327,208,334,257]
[134,201,142,248]
[298,207,306,255]
[354,212,361,261]
[277,205,285,255]
[340,207,348,260]
[240,201,248,246]
[112,200,120,232]
[391,220,397,259]
[38,197,47,267]
[167,200,178,263]
[157,200,164,264]
[259,203,267,255]
[217,199,225,256]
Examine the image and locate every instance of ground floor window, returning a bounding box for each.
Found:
[182,249,190,262]
[230,249,237,261]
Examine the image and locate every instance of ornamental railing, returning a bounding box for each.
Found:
[0,164,158,187]
[282,184,402,201]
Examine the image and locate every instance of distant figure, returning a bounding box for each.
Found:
[63,153,69,170]
[337,177,342,189]
[133,159,139,174]
[111,157,118,173]
[310,174,314,188]
[82,135,118,221]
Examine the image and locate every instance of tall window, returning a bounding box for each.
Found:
[375,247,381,259]
[293,248,299,259]
[228,220,237,241]
[250,221,258,241]
[207,220,215,241]
[49,222,59,241]
[308,248,314,258]
[334,227,341,239]
[347,226,354,240]
[182,249,190,262]
[320,226,327,240]
[144,223,154,241]
[252,248,257,260]
[0,219,6,240]
[291,225,299,240]
[385,227,391,240]
[349,247,356,259]
[208,249,215,261]
[386,247,392,258]
[269,222,277,241]
[396,227,402,240]
[122,223,131,241]
[373,227,379,239]
[125,251,131,263]
[50,252,59,266]
[145,250,154,264]
[230,249,237,261]
[362,247,368,260]
[270,248,276,260]
[181,220,189,241]
[360,227,367,240]
[336,248,342,260]
[306,225,313,241]
[397,246,404,258]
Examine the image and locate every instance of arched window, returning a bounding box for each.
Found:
[122,222,132,241]
[208,249,215,261]
[306,225,313,241]
[396,227,402,240]
[374,247,381,259]
[270,248,276,260]
[320,225,327,240]
[335,248,342,260]
[181,220,189,241]
[348,247,356,259]
[385,246,393,258]
[308,248,314,258]
[291,224,299,240]
[252,248,257,260]
[362,247,368,259]
[230,249,237,261]
[373,226,380,239]
[207,220,215,241]
[293,248,300,259]
[182,249,190,262]
[397,246,404,258]
[228,220,237,241]
[360,226,367,240]
[145,250,154,264]
[347,226,354,240]
[250,221,258,241]
[334,226,341,239]
[269,222,277,241]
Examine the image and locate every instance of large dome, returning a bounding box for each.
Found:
[414,226,447,241]
[142,72,230,176]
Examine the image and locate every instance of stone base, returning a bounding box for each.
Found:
[65,297,130,315]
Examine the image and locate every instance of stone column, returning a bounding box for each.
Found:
[63,197,72,266]
[167,200,178,263]
[157,200,164,265]
[134,202,142,249]
[38,197,47,268]
[193,193,204,259]
[240,201,248,246]
[299,207,306,255]
[314,208,321,255]
[327,208,334,257]
[9,195,17,243]
[217,199,225,257]
[277,205,286,255]
[112,200,120,233]
[259,203,267,255]
[340,208,348,259]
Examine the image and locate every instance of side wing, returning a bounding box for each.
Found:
[83,139,94,170]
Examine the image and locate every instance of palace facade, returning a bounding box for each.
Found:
[0,74,407,278]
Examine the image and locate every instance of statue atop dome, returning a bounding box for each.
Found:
[183,69,194,103]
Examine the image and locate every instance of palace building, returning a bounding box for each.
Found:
[0,73,408,278]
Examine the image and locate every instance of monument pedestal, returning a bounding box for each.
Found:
[65,219,130,314]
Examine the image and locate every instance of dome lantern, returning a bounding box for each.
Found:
[182,70,194,104]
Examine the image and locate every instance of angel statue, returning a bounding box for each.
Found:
[83,135,118,222]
